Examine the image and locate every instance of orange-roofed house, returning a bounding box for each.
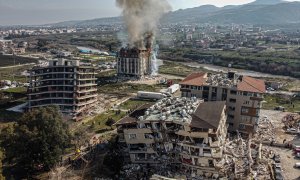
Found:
[180,72,265,137]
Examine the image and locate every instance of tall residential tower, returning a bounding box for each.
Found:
[27,59,97,121]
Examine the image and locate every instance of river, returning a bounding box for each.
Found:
[179,61,297,80]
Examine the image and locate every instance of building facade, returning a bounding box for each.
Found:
[116,97,227,179]
[180,72,265,135]
[117,47,152,78]
[27,59,97,120]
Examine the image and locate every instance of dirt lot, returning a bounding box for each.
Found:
[269,147,300,180]
[261,110,300,180]
[261,110,292,143]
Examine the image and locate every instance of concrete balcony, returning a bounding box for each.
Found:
[78,78,97,81]
[76,88,97,93]
[76,94,98,100]
[77,83,97,87]
[29,97,74,101]
[77,99,97,106]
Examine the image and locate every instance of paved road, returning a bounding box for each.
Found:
[0,63,35,69]
[179,61,296,80]
[267,91,296,96]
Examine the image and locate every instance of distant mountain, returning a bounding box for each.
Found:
[48,17,122,27]
[162,5,221,24]
[162,1,300,25]
[48,1,300,27]
[249,0,283,5]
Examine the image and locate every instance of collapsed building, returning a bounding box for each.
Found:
[116,97,228,179]
[180,72,265,136]
[27,59,97,121]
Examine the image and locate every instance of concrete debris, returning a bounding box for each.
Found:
[120,164,183,180]
[206,73,236,87]
[222,137,273,179]
[254,117,276,142]
[140,97,201,123]
[282,113,300,129]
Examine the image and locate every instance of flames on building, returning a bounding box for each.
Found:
[116,0,171,78]
[117,32,153,77]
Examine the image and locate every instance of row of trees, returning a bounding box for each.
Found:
[0,106,72,178]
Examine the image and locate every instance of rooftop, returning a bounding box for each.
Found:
[141,97,202,123]
[191,101,226,129]
[116,97,226,130]
[180,72,265,93]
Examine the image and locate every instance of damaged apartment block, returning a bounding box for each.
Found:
[116,97,227,179]
[180,72,265,137]
[117,47,152,78]
[27,59,97,121]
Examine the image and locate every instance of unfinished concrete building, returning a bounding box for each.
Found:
[116,97,227,179]
[180,72,265,136]
[27,59,97,121]
[117,47,152,78]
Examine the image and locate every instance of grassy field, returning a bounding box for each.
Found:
[98,83,166,95]
[0,65,33,82]
[0,55,37,67]
[159,61,209,77]
[159,47,300,78]
[119,99,155,110]
[86,110,126,133]
[2,87,27,93]
[96,70,116,78]
[79,54,115,61]
[263,94,300,112]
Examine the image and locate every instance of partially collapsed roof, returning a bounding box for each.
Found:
[180,72,265,93]
[180,72,207,86]
[191,101,226,129]
[116,98,226,131]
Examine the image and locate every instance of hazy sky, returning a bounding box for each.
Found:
[0,0,298,25]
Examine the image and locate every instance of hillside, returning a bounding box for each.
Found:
[48,0,300,26]
[162,1,300,25]
[249,0,283,5]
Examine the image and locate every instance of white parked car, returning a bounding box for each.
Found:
[295,162,300,168]
[287,128,298,134]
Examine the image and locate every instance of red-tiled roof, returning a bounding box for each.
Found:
[237,76,266,93]
[180,72,207,86]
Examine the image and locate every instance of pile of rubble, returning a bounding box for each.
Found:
[254,117,276,142]
[282,113,300,129]
[141,97,201,123]
[206,73,236,87]
[120,164,182,180]
[221,137,273,179]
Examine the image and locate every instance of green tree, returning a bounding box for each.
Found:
[0,149,5,180]
[1,106,71,176]
[105,118,116,129]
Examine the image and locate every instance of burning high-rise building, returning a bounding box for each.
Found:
[117,47,152,78]
[115,0,171,78]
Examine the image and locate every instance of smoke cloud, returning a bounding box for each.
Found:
[116,0,171,49]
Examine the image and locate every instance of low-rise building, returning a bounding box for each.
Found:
[180,72,265,136]
[116,97,227,179]
[27,59,97,120]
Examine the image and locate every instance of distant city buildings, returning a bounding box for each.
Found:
[27,59,97,121]
[180,72,265,136]
[0,40,27,54]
